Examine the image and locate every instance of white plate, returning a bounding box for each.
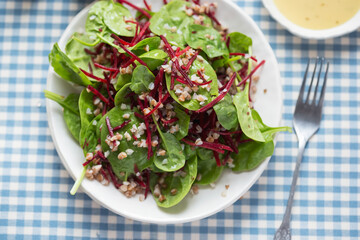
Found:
[262,0,360,39]
[46,0,282,224]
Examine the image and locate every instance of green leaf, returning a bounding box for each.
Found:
[81,114,102,155]
[103,1,136,37]
[231,140,274,171]
[115,74,132,91]
[228,32,252,53]
[44,90,81,142]
[149,0,211,47]
[153,119,186,172]
[251,109,292,141]
[78,89,96,145]
[213,94,238,130]
[130,65,155,94]
[233,83,265,142]
[165,58,218,111]
[85,0,114,42]
[184,24,229,58]
[196,148,224,185]
[131,37,161,56]
[114,83,131,106]
[65,32,104,78]
[173,105,190,140]
[184,144,196,159]
[150,155,197,208]
[138,49,167,71]
[99,106,152,179]
[49,43,92,87]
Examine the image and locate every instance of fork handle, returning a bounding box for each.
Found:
[280,139,307,228]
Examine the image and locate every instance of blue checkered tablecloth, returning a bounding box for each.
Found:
[0,0,359,239]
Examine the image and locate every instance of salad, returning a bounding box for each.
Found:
[45,0,290,208]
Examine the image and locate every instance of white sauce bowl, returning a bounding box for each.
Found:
[262,0,360,39]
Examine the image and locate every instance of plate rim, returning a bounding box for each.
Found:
[45,0,283,224]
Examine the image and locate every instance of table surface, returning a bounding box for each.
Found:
[0,0,359,239]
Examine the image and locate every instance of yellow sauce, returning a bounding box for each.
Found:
[274,0,360,30]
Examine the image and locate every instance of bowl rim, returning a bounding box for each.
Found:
[45,0,284,224]
[262,0,360,39]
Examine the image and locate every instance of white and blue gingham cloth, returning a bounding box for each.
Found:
[0,0,359,239]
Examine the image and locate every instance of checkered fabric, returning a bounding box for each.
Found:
[0,0,359,239]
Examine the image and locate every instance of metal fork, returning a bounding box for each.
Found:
[274,57,329,240]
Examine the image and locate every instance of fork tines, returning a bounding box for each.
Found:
[297,57,329,107]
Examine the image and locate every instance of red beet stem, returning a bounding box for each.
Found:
[159,35,176,58]
[134,112,145,120]
[161,117,178,125]
[237,60,265,87]
[106,164,121,188]
[229,52,258,62]
[113,120,131,132]
[84,48,97,56]
[176,46,190,57]
[100,168,110,182]
[81,69,107,83]
[143,0,151,11]
[163,0,168,4]
[112,35,149,67]
[175,77,187,85]
[111,34,132,46]
[87,86,110,105]
[195,73,236,113]
[93,62,118,72]
[174,59,194,87]
[202,142,233,152]
[213,151,221,167]
[181,138,225,154]
[222,135,238,154]
[119,0,151,19]
[82,159,93,167]
[145,92,170,117]
[144,170,150,198]
[185,51,199,71]
[144,117,153,159]
[133,21,150,44]
[105,116,114,138]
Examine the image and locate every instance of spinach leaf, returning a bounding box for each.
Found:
[78,89,96,145]
[251,109,292,141]
[130,65,155,94]
[131,37,161,56]
[166,58,218,111]
[150,155,197,208]
[173,105,190,140]
[149,0,211,47]
[49,43,92,87]
[138,49,167,71]
[184,24,229,58]
[44,91,81,142]
[228,32,252,53]
[153,119,186,172]
[85,0,114,42]
[149,0,191,47]
[213,94,238,130]
[99,106,152,179]
[184,144,196,159]
[230,110,291,171]
[103,1,135,37]
[114,83,131,106]
[231,140,274,171]
[65,32,104,78]
[233,83,265,142]
[115,73,132,91]
[81,115,102,155]
[196,148,224,185]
